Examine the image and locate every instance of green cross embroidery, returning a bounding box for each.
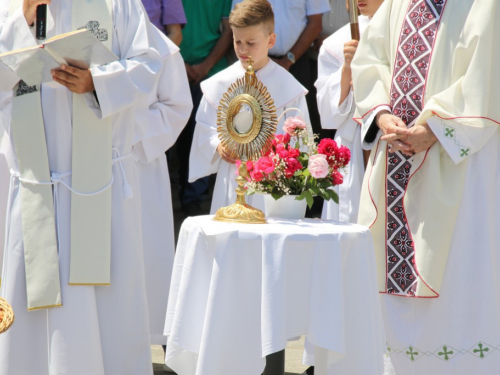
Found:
[460,148,470,157]
[438,346,453,360]
[445,127,455,138]
[406,347,419,361]
[473,343,490,358]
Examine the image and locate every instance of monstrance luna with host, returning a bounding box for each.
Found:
[213,57,277,224]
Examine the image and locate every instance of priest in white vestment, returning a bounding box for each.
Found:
[0,1,174,374]
[352,0,500,373]
[133,28,192,346]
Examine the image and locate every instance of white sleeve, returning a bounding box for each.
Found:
[0,8,37,91]
[316,45,354,131]
[188,97,221,182]
[427,116,498,165]
[133,51,192,164]
[88,0,163,119]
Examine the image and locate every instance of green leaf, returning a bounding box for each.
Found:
[304,190,314,209]
[327,189,339,204]
[296,191,307,201]
[302,169,310,177]
[272,191,284,200]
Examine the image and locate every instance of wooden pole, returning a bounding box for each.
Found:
[348,0,360,41]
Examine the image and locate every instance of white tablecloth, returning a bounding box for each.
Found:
[164,216,385,375]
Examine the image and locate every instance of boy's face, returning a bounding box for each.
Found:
[357,0,384,17]
[232,24,276,71]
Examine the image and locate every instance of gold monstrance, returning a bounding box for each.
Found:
[213,57,277,224]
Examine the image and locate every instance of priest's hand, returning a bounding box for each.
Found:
[217,144,237,164]
[404,123,438,154]
[51,65,95,94]
[23,0,51,26]
[377,111,412,155]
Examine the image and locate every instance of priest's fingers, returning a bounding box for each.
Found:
[380,131,409,142]
[388,140,412,154]
[52,68,95,94]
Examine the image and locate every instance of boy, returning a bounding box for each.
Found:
[189,0,310,214]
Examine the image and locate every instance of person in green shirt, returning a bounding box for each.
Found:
[175,0,233,215]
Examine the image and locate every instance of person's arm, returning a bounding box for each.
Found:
[133,51,193,163]
[188,97,223,182]
[273,13,323,70]
[165,24,182,46]
[82,0,165,119]
[186,18,232,84]
[162,0,186,46]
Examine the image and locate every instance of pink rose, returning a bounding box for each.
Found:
[251,170,264,182]
[256,156,275,174]
[246,160,254,171]
[332,170,343,185]
[283,116,307,136]
[308,154,329,179]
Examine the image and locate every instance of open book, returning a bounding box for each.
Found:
[0,29,118,86]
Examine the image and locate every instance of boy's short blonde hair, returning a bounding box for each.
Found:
[229,0,275,33]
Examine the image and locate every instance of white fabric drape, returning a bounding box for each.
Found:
[165,216,386,375]
[132,29,192,344]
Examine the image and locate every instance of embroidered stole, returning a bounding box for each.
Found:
[9,0,113,310]
[385,0,447,297]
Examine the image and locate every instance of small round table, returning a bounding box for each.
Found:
[164,216,385,375]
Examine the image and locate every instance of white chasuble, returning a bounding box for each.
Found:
[352,0,500,298]
[352,0,500,373]
[7,0,114,310]
[189,60,309,214]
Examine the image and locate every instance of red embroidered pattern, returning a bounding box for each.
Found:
[386,0,446,297]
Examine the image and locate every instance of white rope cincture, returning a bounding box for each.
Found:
[5,149,133,257]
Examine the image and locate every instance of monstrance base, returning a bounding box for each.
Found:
[213,203,267,224]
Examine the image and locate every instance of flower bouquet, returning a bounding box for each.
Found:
[237,110,351,209]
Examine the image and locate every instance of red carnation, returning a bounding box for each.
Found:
[332,170,343,185]
[337,146,351,166]
[287,146,300,158]
[318,138,339,158]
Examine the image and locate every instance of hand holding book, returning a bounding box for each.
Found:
[51,64,95,94]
